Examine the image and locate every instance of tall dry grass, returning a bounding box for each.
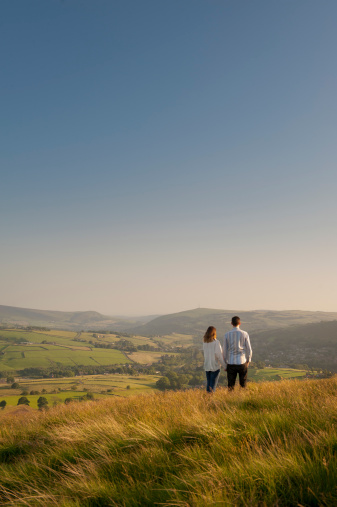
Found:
[0,378,337,506]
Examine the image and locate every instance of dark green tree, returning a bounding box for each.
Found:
[37,397,48,410]
[256,361,265,369]
[156,377,170,390]
[188,374,204,386]
[166,371,182,389]
[17,397,30,406]
[0,400,6,410]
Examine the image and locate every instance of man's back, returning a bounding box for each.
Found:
[223,327,252,365]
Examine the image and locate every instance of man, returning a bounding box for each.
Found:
[223,316,252,390]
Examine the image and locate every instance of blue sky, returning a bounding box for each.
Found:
[1,0,337,315]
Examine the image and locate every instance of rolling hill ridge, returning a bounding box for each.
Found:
[128,307,337,336]
[0,305,151,331]
[2,305,337,335]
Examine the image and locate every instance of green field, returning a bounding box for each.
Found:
[0,367,310,412]
[0,391,89,409]
[249,367,307,382]
[0,344,129,370]
[0,327,178,370]
[0,329,54,342]
[127,350,175,364]
[158,333,195,347]
[0,329,134,370]
[0,373,161,408]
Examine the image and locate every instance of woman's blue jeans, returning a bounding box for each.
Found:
[206,369,220,392]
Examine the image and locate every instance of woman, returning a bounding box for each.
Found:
[203,326,225,393]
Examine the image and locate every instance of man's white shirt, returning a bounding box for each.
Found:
[223,327,252,365]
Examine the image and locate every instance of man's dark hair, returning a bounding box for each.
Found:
[231,316,241,326]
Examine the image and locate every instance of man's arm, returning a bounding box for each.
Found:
[216,341,226,368]
[245,333,252,364]
[223,334,228,366]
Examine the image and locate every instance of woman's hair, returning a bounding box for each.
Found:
[203,326,216,343]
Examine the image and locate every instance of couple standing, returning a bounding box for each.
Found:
[203,316,252,392]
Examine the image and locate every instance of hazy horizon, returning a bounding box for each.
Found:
[1,302,337,319]
[2,1,337,315]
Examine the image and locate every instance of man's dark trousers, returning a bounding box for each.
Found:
[227,363,248,390]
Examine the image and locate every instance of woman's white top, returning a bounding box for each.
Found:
[203,339,226,371]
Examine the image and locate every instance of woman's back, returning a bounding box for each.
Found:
[203,339,224,371]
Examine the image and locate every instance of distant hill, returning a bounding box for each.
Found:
[0,305,153,331]
[127,307,337,336]
[2,305,337,345]
[251,319,337,371]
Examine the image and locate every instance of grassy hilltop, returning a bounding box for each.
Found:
[1,378,337,506]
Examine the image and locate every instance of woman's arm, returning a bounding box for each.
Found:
[215,341,226,367]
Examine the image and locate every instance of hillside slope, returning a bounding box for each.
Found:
[129,307,337,336]
[252,319,337,370]
[0,378,337,506]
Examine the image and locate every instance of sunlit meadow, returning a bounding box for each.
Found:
[0,377,337,506]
